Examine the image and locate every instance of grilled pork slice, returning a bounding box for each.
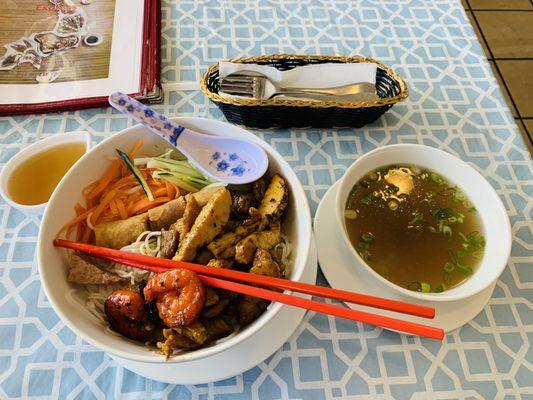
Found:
[67,253,123,285]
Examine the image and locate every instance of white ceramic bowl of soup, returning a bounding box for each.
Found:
[37,117,312,364]
[335,144,511,302]
[0,131,91,215]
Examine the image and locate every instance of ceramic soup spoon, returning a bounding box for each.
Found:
[108,92,268,184]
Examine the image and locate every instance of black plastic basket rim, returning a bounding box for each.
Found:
[200,54,409,109]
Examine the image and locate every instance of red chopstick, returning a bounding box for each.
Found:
[102,255,444,340]
[54,239,435,319]
[56,239,443,340]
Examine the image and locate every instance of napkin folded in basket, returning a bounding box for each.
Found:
[218,61,379,102]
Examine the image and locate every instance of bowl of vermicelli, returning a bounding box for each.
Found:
[37,117,312,363]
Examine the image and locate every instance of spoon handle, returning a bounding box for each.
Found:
[108,92,186,146]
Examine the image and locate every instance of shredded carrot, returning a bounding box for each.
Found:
[82,181,98,197]
[86,159,121,200]
[116,199,128,220]
[57,140,186,244]
[128,197,171,215]
[109,199,118,216]
[90,189,117,225]
[164,181,174,199]
[81,225,92,243]
[128,140,144,158]
[74,203,86,215]
[75,225,83,242]
[152,187,168,198]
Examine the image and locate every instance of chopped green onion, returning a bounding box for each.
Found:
[456,263,473,275]
[361,232,375,244]
[452,191,465,203]
[448,249,459,265]
[361,195,373,205]
[407,282,431,293]
[438,187,455,197]
[430,172,446,185]
[388,200,398,210]
[433,208,452,220]
[435,283,447,293]
[356,242,370,251]
[357,249,371,261]
[472,250,483,259]
[409,211,424,225]
[368,172,378,181]
[442,225,452,237]
[345,209,358,219]
[443,262,455,273]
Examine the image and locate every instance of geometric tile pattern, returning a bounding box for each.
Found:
[1,0,532,398]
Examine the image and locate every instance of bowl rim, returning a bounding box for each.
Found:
[335,143,512,302]
[0,131,91,214]
[37,117,312,363]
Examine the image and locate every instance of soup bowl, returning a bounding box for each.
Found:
[335,144,511,302]
[37,117,312,364]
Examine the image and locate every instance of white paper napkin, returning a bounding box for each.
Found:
[218,61,378,101]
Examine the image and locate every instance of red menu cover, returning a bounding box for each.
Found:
[0,0,162,116]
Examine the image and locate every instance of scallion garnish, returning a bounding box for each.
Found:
[420,282,431,293]
[361,195,373,205]
[435,283,447,293]
[443,262,455,273]
[361,232,375,244]
[456,263,472,275]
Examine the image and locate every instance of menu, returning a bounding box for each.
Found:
[0,0,161,115]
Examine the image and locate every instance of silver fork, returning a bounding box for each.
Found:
[220,70,379,101]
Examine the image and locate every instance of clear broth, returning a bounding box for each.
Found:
[344,165,485,293]
[8,142,86,205]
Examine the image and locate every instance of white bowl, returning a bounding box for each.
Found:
[0,131,92,215]
[335,144,511,302]
[37,117,312,364]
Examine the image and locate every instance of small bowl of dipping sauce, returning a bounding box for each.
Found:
[0,131,91,215]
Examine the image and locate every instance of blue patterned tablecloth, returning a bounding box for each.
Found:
[1,0,532,398]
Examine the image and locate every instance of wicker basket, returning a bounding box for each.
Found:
[200,54,408,129]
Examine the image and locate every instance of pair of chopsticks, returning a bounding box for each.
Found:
[54,239,445,340]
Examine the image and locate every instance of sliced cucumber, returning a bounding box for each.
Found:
[116,149,154,201]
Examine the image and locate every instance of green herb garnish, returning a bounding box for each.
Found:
[361,232,375,244]
[443,262,455,273]
[361,194,373,205]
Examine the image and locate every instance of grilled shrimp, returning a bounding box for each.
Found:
[104,289,150,341]
[143,269,206,327]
